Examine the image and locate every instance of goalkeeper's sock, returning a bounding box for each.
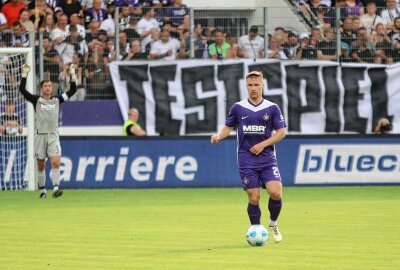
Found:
[268,198,282,223]
[247,203,261,225]
[50,169,60,187]
[37,170,46,188]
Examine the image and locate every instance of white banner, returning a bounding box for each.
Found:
[110,59,400,135]
[295,144,400,184]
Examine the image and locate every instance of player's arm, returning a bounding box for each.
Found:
[250,105,287,155]
[19,65,39,105]
[210,125,234,144]
[59,64,77,103]
[250,128,286,155]
[211,105,238,144]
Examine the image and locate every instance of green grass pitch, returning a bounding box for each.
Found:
[0,186,399,270]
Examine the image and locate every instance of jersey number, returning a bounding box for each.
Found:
[272,166,280,178]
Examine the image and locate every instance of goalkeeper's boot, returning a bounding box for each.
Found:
[52,189,63,198]
[39,192,47,199]
[269,225,283,243]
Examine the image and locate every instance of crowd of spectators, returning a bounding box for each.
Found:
[2,0,400,101]
[0,0,271,100]
[0,0,196,100]
[293,0,400,63]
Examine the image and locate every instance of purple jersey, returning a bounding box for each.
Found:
[162,4,189,25]
[225,99,286,169]
[139,0,155,6]
[114,0,140,7]
[85,7,107,25]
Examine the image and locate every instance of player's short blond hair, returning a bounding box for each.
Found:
[246,71,264,81]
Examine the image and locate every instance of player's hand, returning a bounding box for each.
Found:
[210,134,220,144]
[22,64,31,78]
[69,64,77,82]
[70,64,76,74]
[250,143,266,155]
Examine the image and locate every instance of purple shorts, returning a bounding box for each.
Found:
[239,165,282,190]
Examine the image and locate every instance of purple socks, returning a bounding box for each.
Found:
[247,203,261,225]
[268,198,282,222]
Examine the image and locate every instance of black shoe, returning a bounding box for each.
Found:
[39,192,47,199]
[52,189,63,198]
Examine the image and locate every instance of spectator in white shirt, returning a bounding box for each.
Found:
[100,16,115,37]
[50,13,69,56]
[62,25,88,65]
[137,7,160,52]
[360,2,384,33]
[118,4,131,31]
[381,0,400,30]
[149,30,179,60]
[237,25,265,59]
[145,29,160,55]
[67,12,86,39]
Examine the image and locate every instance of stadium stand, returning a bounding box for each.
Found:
[0,0,399,100]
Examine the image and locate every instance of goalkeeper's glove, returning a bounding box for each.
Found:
[22,64,31,78]
[69,64,77,82]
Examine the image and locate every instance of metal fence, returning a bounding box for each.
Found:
[0,5,398,100]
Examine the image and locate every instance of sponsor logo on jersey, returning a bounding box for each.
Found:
[243,125,266,134]
[295,144,400,184]
[40,104,56,111]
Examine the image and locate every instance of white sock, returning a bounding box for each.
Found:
[37,170,46,189]
[50,169,60,187]
[53,185,59,191]
[269,220,277,227]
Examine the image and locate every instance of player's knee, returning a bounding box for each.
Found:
[50,160,60,169]
[269,191,282,200]
[248,194,260,204]
[37,160,45,171]
[49,156,61,168]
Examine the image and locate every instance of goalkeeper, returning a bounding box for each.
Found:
[19,64,77,198]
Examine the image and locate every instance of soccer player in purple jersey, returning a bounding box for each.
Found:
[211,70,286,243]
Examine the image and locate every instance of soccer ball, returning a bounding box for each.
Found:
[246,225,268,246]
